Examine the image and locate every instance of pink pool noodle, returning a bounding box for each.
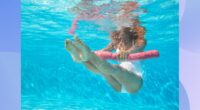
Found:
[94,50,159,61]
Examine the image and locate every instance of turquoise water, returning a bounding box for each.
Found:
[22,0,179,110]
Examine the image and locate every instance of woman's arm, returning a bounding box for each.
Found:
[117,39,146,60]
[102,42,115,51]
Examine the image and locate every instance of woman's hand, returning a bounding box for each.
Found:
[117,51,129,61]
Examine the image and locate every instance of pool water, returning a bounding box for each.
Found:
[21,0,179,110]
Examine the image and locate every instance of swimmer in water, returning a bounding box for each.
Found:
[65,19,146,93]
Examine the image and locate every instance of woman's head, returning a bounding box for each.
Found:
[110,26,137,44]
[119,27,137,40]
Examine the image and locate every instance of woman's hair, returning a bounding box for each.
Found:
[110,26,138,42]
[120,27,138,40]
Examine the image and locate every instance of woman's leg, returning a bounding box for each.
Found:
[72,36,143,93]
[83,61,101,73]
[65,39,122,91]
[103,74,122,92]
[84,61,122,91]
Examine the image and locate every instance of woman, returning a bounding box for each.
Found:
[65,20,146,93]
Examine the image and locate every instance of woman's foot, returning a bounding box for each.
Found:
[65,36,92,62]
[65,39,85,62]
[73,35,92,61]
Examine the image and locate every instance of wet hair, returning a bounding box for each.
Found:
[119,27,138,40]
[110,27,138,40]
[110,31,120,40]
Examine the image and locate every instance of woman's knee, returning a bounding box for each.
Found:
[126,78,143,93]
